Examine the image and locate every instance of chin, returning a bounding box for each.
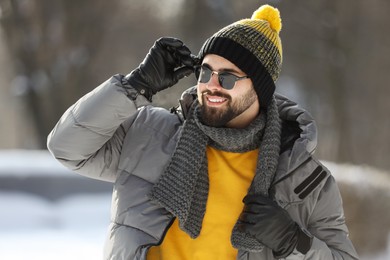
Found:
[200,105,234,127]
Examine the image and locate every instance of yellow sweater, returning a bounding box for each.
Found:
[147,146,259,260]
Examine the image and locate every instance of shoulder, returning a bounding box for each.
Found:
[291,158,331,200]
[272,157,332,206]
[124,105,183,138]
[272,157,341,226]
[117,105,183,183]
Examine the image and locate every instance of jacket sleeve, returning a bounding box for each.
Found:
[288,174,359,259]
[47,74,150,183]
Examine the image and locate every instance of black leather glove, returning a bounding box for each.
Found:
[237,195,312,258]
[126,37,196,101]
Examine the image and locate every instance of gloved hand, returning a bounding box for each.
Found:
[126,37,196,101]
[237,195,312,258]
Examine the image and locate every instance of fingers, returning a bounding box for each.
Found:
[243,194,277,207]
[157,37,184,48]
[242,195,283,218]
[235,221,252,234]
[191,54,201,66]
[242,203,263,214]
[243,194,268,204]
[177,48,194,67]
[170,45,194,67]
[157,37,196,67]
[238,211,258,225]
[173,66,194,81]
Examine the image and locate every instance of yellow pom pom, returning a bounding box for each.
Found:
[251,5,282,33]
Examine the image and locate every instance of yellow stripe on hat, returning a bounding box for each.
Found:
[237,19,283,60]
[236,5,283,60]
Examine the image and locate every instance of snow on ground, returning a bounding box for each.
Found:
[0,150,111,259]
[324,160,390,191]
[0,192,111,260]
[0,149,72,177]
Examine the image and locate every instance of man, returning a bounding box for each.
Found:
[47,4,359,260]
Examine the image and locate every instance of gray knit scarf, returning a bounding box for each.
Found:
[149,96,281,252]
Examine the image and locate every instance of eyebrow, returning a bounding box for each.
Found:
[202,63,242,75]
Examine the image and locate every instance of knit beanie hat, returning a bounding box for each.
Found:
[198,4,283,108]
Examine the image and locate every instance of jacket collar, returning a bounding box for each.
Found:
[273,93,318,184]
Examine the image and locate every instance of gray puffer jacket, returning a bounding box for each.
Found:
[47,75,359,260]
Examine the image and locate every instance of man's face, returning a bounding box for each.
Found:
[196,54,259,128]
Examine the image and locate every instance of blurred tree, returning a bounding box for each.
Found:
[0,0,118,147]
[0,0,389,171]
[279,0,390,169]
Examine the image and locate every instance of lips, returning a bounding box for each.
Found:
[204,94,228,107]
[207,96,227,103]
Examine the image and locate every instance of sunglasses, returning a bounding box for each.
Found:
[194,65,249,90]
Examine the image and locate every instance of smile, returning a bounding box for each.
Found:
[205,95,228,106]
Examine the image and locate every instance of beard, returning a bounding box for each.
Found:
[199,89,257,127]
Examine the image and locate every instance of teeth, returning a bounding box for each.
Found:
[208,98,225,103]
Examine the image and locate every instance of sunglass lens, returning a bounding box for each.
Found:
[219,74,235,90]
[198,66,211,83]
[196,66,243,90]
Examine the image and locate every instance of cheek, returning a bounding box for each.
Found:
[197,85,204,104]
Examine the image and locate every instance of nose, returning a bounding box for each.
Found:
[206,72,223,91]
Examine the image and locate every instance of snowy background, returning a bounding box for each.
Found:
[0,150,389,260]
[0,150,111,260]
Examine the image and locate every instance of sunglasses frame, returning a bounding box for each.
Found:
[194,65,249,90]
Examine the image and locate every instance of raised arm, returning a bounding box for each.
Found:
[47,75,147,182]
[47,37,195,183]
